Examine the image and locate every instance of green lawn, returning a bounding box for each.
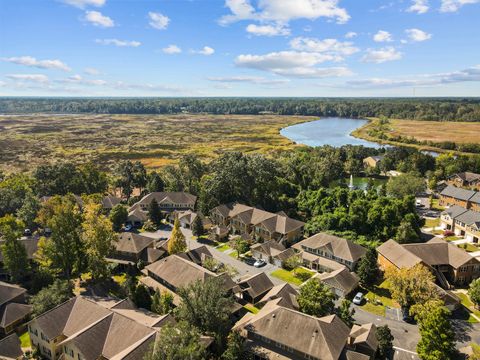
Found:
[424,218,440,228]
[361,302,386,317]
[444,236,462,241]
[458,243,479,252]
[270,268,315,286]
[215,244,231,252]
[229,250,239,258]
[244,304,260,314]
[431,199,445,211]
[360,280,398,316]
[455,292,480,323]
[19,331,31,348]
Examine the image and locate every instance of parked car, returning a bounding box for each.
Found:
[23,228,32,237]
[352,292,364,305]
[253,259,267,268]
[244,257,256,266]
[124,224,134,232]
[415,199,423,207]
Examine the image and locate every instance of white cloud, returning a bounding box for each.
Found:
[2,56,71,71]
[162,45,182,54]
[61,74,107,86]
[84,10,114,27]
[148,12,170,30]
[290,37,359,58]
[193,46,215,56]
[345,31,357,39]
[235,51,352,78]
[362,47,402,63]
[246,23,290,37]
[84,67,100,75]
[6,74,49,83]
[347,64,480,88]
[405,28,432,42]
[61,0,105,8]
[207,76,289,85]
[373,30,393,42]
[407,0,429,13]
[220,0,350,25]
[95,38,141,47]
[440,0,480,12]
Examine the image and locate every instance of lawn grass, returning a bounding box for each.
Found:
[229,250,239,258]
[431,199,445,211]
[215,244,231,252]
[444,236,462,241]
[361,302,386,317]
[270,268,315,286]
[360,280,398,317]
[455,292,480,322]
[458,243,479,252]
[112,273,127,285]
[19,331,31,348]
[424,218,440,228]
[244,304,260,314]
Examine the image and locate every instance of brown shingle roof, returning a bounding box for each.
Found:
[102,195,122,210]
[349,323,378,351]
[116,233,154,255]
[0,303,32,328]
[0,282,26,307]
[234,300,350,360]
[251,241,286,257]
[135,192,197,207]
[238,272,274,300]
[258,283,299,310]
[377,239,423,269]
[314,267,359,295]
[293,233,366,263]
[0,333,23,359]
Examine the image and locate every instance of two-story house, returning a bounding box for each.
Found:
[233,299,378,360]
[439,185,477,208]
[107,232,165,266]
[447,172,480,191]
[0,282,32,336]
[27,296,174,360]
[209,203,305,245]
[292,233,367,272]
[440,205,480,243]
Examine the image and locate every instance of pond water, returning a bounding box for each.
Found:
[280,117,383,148]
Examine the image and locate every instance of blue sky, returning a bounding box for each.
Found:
[0,0,479,97]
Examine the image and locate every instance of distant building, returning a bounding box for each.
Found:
[107,232,165,266]
[447,172,480,191]
[441,205,480,242]
[210,203,305,245]
[439,185,477,208]
[363,155,384,168]
[0,281,32,336]
[311,267,360,298]
[250,241,296,267]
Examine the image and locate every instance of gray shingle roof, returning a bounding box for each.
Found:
[116,233,154,255]
[314,267,359,295]
[238,272,274,300]
[442,205,468,219]
[440,185,476,201]
[0,333,23,359]
[456,210,480,226]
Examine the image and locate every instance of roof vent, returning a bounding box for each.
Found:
[272,314,276,318]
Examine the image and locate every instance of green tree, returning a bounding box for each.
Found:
[176,277,234,345]
[147,171,165,192]
[470,343,480,360]
[283,254,302,271]
[191,215,204,237]
[109,204,128,232]
[0,215,29,281]
[385,264,437,309]
[168,218,187,254]
[148,199,162,227]
[356,247,379,288]
[298,279,335,317]
[376,325,394,360]
[133,284,152,310]
[410,300,456,360]
[145,321,207,360]
[336,299,355,327]
[115,160,135,200]
[30,280,73,316]
[221,331,250,360]
[231,238,249,259]
[16,190,40,229]
[82,202,117,281]
[469,278,480,307]
[386,173,426,198]
[395,219,420,244]
[151,289,174,315]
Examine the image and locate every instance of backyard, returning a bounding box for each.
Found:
[270,267,315,286]
[360,280,399,317]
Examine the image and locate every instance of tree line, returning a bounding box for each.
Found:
[1,97,480,121]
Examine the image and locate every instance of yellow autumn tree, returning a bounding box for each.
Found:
[168,218,187,254]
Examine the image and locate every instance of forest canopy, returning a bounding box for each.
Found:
[1,97,480,121]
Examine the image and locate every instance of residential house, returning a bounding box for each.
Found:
[168,210,212,230]
[447,172,480,191]
[101,195,122,212]
[441,206,480,243]
[471,192,480,212]
[236,272,274,304]
[441,205,469,232]
[311,267,360,298]
[233,299,377,360]
[177,245,213,266]
[377,238,480,288]
[107,232,165,266]
[257,283,299,310]
[292,233,367,272]
[0,282,32,336]
[348,324,379,359]
[0,333,23,360]
[439,185,476,208]
[27,296,174,360]
[250,241,296,267]
[363,155,384,168]
[210,203,305,245]
[141,254,238,306]
[209,224,229,242]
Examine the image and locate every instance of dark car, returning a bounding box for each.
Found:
[124,224,134,232]
[243,257,256,266]
[23,229,32,237]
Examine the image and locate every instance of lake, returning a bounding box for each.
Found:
[280,117,382,148]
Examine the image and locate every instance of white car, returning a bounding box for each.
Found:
[253,259,267,268]
[352,292,364,305]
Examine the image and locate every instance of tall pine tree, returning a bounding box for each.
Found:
[168,218,187,254]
